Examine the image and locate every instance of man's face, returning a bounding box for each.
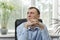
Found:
[27,9,40,20]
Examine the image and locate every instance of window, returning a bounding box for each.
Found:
[0,0,60,35]
[0,0,31,33]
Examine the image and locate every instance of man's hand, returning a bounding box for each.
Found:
[25,21,33,29]
[38,22,44,30]
[25,19,44,29]
[30,19,44,29]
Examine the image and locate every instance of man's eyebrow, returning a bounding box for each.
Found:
[27,12,29,14]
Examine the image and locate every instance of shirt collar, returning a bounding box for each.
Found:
[28,27,39,31]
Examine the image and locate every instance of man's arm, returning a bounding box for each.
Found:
[16,23,28,40]
[40,25,51,40]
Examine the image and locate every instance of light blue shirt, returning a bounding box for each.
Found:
[17,22,51,40]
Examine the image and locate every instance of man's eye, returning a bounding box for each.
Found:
[31,12,34,14]
[27,12,29,14]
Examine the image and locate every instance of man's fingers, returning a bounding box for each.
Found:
[30,19,38,22]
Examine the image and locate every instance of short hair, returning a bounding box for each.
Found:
[28,7,40,15]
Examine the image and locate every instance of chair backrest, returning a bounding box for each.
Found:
[15,19,43,40]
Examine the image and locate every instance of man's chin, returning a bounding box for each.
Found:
[27,18,32,20]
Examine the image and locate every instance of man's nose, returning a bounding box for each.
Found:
[28,13,31,16]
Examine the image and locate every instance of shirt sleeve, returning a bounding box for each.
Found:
[41,24,52,40]
[16,23,28,40]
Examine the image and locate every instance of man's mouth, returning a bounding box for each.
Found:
[28,16,31,17]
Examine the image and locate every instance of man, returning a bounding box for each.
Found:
[17,7,51,40]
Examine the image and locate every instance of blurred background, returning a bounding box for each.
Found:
[0,0,60,40]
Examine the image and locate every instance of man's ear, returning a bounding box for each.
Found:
[38,15,40,18]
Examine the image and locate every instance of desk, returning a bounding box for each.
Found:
[0,32,15,40]
[0,33,60,40]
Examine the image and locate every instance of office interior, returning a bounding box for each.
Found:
[0,0,60,40]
